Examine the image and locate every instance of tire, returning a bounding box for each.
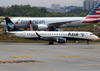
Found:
[49,41,54,45]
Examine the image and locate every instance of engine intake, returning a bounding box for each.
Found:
[57,38,66,43]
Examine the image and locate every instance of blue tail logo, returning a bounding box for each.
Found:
[7,23,14,30]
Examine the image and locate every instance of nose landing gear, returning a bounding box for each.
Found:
[87,40,89,44]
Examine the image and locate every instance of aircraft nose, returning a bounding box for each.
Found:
[0,22,6,27]
[95,35,99,40]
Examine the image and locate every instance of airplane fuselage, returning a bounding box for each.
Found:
[1,17,98,30]
[8,31,99,41]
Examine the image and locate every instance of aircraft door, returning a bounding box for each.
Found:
[23,31,27,38]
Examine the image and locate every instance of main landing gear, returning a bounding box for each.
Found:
[49,26,58,31]
[49,41,54,45]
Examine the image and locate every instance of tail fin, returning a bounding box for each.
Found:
[86,3,100,19]
[5,17,22,32]
[29,21,33,31]
[94,25,100,31]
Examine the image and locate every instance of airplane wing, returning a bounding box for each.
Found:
[48,20,80,27]
[48,19,100,27]
[35,32,58,41]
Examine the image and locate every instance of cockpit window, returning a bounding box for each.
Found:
[90,34,93,35]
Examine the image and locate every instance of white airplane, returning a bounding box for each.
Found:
[1,3,100,31]
[5,17,99,44]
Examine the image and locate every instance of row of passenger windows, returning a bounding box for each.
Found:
[26,33,82,36]
[27,33,68,36]
[39,33,68,35]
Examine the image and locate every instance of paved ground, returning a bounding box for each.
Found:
[0,43,100,71]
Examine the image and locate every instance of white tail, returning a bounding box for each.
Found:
[29,21,33,31]
[29,24,33,31]
[94,25,100,31]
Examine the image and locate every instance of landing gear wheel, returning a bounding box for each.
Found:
[49,26,58,31]
[49,41,54,45]
[87,40,89,45]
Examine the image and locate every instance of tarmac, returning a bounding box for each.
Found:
[0,43,100,71]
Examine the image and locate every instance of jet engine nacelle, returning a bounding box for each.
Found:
[57,38,66,43]
[37,24,48,30]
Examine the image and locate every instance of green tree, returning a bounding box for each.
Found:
[79,13,87,17]
[0,5,69,17]
[0,7,5,16]
[69,13,76,17]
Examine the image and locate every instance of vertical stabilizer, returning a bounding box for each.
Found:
[5,17,22,32]
[86,3,100,19]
